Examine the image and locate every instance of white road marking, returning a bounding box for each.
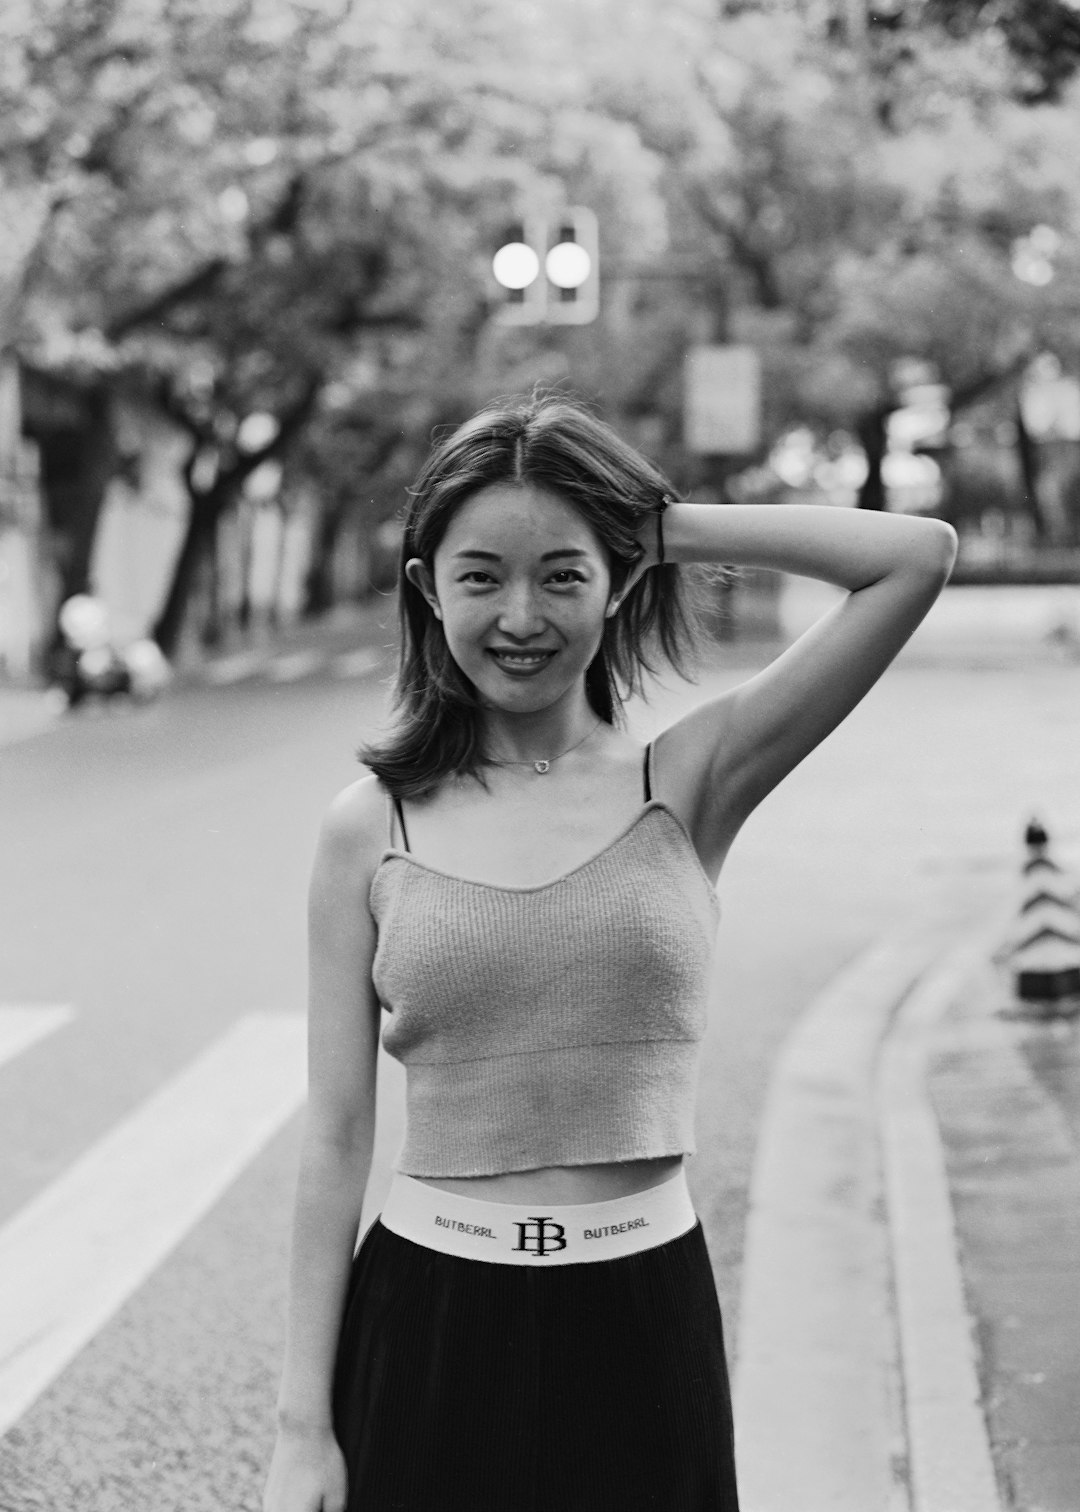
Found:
[0,1006,74,1070]
[266,650,324,683]
[0,1013,306,1437]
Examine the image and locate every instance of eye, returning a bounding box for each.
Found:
[456,567,586,588]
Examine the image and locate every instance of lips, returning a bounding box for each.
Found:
[487,649,556,674]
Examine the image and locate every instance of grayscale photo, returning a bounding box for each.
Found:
[2,2,1079,1509]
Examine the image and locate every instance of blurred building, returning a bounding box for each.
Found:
[0,355,47,681]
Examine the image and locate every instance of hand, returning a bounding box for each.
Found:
[263,1423,348,1512]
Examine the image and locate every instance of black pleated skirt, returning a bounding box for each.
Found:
[331,1218,740,1512]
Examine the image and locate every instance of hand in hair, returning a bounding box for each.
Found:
[619,494,671,602]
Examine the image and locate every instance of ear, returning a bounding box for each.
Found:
[405,557,442,620]
[605,554,649,616]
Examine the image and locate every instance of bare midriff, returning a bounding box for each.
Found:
[415,1153,684,1205]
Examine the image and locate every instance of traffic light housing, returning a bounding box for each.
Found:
[491,208,599,326]
[491,218,546,325]
[544,207,599,326]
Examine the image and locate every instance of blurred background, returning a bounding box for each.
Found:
[3,0,1080,687]
[3,5,1080,1510]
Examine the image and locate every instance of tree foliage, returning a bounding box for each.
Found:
[4,0,1080,656]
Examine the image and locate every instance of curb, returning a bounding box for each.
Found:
[0,687,66,750]
[734,896,1010,1512]
[197,644,387,689]
[878,916,1012,1512]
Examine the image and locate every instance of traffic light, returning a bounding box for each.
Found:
[491,219,546,325]
[491,208,599,326]
[544,207,599,326]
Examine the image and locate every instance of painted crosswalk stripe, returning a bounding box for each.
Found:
[0,1006,74,1070]
[0,1012,306,1437]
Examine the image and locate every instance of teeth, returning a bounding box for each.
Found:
[493,652,550,663]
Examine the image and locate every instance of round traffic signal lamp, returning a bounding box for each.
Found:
[545,241,592,290]
[492,241,541,291]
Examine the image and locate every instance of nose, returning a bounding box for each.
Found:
[496,581,546,638]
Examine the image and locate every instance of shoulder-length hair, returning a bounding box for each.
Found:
[360,393,707,799]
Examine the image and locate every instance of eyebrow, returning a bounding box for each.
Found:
[452,548,590,562]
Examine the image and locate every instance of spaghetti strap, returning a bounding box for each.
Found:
[643,741,653,803]
[392,794,411,852]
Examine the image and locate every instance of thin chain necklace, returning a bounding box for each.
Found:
[492,719,602,775]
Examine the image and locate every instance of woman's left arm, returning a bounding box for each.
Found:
[652,502,958,874]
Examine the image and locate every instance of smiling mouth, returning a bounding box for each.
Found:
[487,649,556,669]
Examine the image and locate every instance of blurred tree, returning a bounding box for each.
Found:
[3,0,561,652]
[917,0,1080,105]
[7,0,1080,665]
[636,5,1080,512]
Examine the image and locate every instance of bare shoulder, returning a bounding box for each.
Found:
[313,774,389,895]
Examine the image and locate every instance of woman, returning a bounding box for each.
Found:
[264,394,956,1512]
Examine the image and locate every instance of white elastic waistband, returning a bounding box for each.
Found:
[378,1169,696,1266]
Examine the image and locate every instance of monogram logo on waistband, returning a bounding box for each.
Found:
[513,1217,567,1257]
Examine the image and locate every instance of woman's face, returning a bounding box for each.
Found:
[407,482,619,714]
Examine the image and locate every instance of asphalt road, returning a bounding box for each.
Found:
[1,633,1078,1511]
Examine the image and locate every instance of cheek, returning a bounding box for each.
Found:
[438,596,486,639]
[435,585,611,658]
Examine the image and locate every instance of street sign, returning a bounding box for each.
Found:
[1020,372,1080,442]
[684,345,761,455]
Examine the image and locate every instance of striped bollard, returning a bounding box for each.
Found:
[1011,818,1080,1017]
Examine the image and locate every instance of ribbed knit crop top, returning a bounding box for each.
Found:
[369,744,721,1178]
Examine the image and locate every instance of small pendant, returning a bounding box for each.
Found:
[534,760,550,774]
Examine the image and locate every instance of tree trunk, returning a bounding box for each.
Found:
[25,379,117,666]
[302,495,347,617]
[152,483,232,657]
[856,406,890,510]
[1014,399,1046,542]
[201,520,224,648]
[153,378,320,655]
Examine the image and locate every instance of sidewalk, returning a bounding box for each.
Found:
[0,599,398,749]
[780,578,1080,669]
[734,892,1080,1512]
[930,954,1080,1511]
[183,596,397,689]
[0,686,65,749]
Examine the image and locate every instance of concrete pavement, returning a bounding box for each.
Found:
[3,576,1077,749]
[734,856,1080,1511]
[3,583,1080,1509]
[930,945,1080,1512]
[0,597,397,749]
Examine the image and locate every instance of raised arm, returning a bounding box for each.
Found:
[648,501,957,880]
[264,778,385,1512]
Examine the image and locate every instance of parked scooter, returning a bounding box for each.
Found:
[54,595,171,707]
